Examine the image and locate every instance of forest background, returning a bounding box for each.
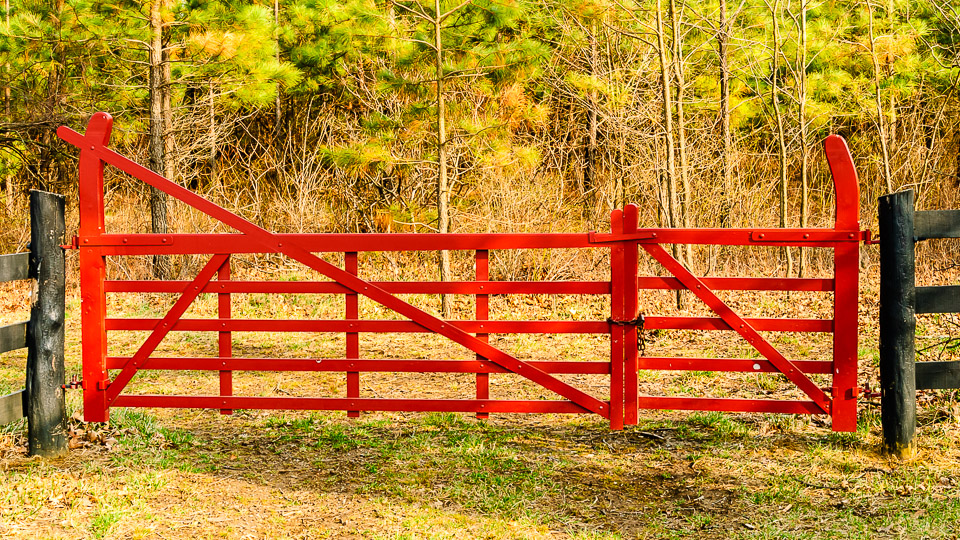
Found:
[1,0,959,284]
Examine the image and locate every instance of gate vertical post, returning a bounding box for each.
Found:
[825,135,861,432]
[609,209,625,430]
[77,113,112,423]
[623,204,640,425]
[218,257,233,415]
[475,249,490,419]
[346,252,360,417]
[26,190,67,456]
[878,190,916,457]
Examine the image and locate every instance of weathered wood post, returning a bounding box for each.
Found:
[878,189,916,458]
[25,190,67,457]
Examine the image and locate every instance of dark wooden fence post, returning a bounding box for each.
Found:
[878,189,916,458]
[26,190,67,457]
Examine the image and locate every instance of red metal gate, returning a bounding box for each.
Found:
[59,112,867,431]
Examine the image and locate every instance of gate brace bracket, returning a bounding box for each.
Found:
[748,230,870,243]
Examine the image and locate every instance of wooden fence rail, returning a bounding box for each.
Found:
[0,190,67,457]
[879,189,960,458]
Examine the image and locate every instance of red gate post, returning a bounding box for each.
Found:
[609,209,625,430]
[825,135,861,432]
[475,249,490,419]
[218,257,233,415]
[346,252,360,418]
[623,204,640,425]
[77,113,112,423]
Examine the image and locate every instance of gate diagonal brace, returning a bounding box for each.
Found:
[105,254,229,404]
[641,243,831,414]
[59,120,608,418]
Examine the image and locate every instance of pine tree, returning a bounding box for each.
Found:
[0,0,99,196]
[81,0,297,276]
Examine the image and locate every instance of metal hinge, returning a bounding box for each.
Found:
[60,236,80,250]
[71,235,174,248]
[830,386,861,400]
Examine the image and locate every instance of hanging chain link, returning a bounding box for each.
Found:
[607,313,646,355]
[637,315,646,356]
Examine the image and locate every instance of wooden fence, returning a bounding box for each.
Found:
[879,189,960,457]
[0,190,67,457]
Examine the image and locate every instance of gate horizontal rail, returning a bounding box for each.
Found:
[103,276,835,293]
[103,318,830,333]
[101,357,833,374]
[76,229,862,255]
[60,112,866,432]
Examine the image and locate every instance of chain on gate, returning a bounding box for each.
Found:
[607,313,646,356]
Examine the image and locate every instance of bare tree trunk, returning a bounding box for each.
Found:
[797,0,809,277]
[2,0,7,121]
[771,0,793,277]
[149,0,170,279]
[655,1,679,235]
[719,0,732,228]
[656,0,683,308]
[3,0,10,211]
[867,0,894,193]
[162,36,174,184]
[274,0,282,129]
[584,21,599,212]
[669,0,692,267]
[209,81,218,186]
[435,0,453,318]
[887,0,896,151]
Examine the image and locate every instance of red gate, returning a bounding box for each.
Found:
[59,112,867,431]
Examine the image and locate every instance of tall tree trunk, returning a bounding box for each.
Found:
[584,21,599,213]
[719,0,732,228]
[669,0,692,267]
[274,0,282,130]
[435,0,453,318]
[655,1,679,234]
[209,81,218,186]
[771,0,793,277]
[867,0,894,193]
[656,0,683,308]
[3,0,10,211]
[162,34,174,184]
[797,0,809,277]
[887,0,896,152]
[149,0,170,279]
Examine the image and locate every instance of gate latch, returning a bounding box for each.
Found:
[607,314,645,327]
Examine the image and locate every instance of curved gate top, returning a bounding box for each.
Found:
[59,112,868,431]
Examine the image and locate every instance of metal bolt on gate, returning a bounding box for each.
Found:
[59,112,868,431]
